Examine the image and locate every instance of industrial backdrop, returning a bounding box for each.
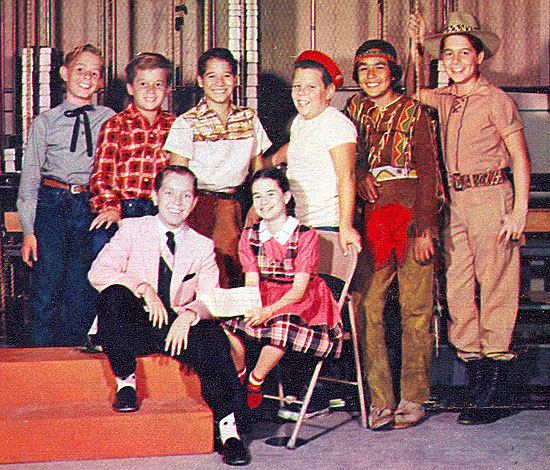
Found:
[1,0,549,163]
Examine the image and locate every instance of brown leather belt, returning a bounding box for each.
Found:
[198,189,235,200]
[42,178,89,194]
[451,168,508,192]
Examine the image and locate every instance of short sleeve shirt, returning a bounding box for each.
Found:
[421,75,523,175]
[286,106,357,227]
[163,99,271,192]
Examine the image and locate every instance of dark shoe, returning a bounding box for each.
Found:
[477,359,511,407]
[463,358,486,406]
[457,407,510,425]
[113,386,138,412]
[221,437,250,466]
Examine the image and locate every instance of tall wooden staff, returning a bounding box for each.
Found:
[409,0,421,97]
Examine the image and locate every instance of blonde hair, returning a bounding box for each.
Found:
[64,44,105,72]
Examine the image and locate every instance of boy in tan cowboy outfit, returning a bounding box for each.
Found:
[344,40,439,430]
[408,12,530,425]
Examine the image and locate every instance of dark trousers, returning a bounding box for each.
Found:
[97,284,247,422]
[30,185,95,346]
[91,197,158,260]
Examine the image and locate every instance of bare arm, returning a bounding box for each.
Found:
[499,130,531,244]
[21,234,38,267]
[266,143,289,168]
[405,12,428,99]
[330,142,362,254]
[243,271,309,327]
[251,152,265,173]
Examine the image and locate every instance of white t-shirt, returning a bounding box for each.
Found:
[287,106,357,227]
[163,107,271,192]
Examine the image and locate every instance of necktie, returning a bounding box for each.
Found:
[157,231,176,310]
[64,105,94,157]
[166,231,176,255]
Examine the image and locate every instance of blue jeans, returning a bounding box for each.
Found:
[29,185,96,346]
[90,197,157,260]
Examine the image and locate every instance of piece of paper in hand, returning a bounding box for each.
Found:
[198,286,262,317]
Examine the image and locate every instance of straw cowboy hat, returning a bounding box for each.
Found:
[423,11,501,59]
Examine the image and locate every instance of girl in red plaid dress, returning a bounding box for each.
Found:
[223,167,343,409]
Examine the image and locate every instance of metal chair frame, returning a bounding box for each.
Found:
[263,230,367,449]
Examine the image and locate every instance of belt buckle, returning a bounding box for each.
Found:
[69,184,82,194]
[452,173,464,191]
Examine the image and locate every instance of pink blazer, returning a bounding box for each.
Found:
[89,215,219,318]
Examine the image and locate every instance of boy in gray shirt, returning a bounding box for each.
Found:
[17,44,114,346]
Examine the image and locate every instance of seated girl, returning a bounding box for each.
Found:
[222,167,343,409]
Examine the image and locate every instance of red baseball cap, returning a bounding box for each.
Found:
[295,50,344,90]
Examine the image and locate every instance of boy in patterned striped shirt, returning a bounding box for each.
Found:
[164,47,271,288]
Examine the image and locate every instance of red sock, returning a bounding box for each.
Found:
[247,372,264,409]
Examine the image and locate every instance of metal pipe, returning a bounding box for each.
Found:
[102,0,109,91]
[170,0,175,111]
[44,0,51,47]
[310,0,316,49]
[111,0,117,82]
[1,0,5,166]
[240,0,246,105]
[204,0,211,51]
[211,0,216,47]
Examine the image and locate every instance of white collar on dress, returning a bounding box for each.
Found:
[259,216,299,245]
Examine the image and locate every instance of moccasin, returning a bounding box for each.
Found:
[393,399,426,429]
[368,406,394,431]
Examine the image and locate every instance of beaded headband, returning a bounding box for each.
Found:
[443,24,477,34]
[354,49,397,64]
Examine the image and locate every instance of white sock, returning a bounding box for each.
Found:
[116,374,136,392]
[219,412,240,444]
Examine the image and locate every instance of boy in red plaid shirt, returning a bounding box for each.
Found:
[89,52,176,257]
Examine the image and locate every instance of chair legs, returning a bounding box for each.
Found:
[285,360,324,449]
[347,299,368,428]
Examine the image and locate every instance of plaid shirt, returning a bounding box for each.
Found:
[90,102,176,213]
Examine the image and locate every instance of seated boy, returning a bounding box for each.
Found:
[17,44,115,346]
[89,52,176,257]
[88,165,250,466]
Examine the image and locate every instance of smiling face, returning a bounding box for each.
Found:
[291,67,334,120]
[127,68,170,123]
[152,171,197,230]
[60,51,103,106]
[356,56,398,107]
[197,57,238,107]
[252,177,291,225]
[442,34,484,92]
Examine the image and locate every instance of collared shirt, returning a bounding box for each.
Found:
[154,216,199,324]
[90,102,176,213]
[17,100,115,235]
[163,98,271,192]
[420,75,524,175]
[258,216,300,245]
[286,106,357,227]
[155,216,186,268]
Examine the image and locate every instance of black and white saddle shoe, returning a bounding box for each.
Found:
[220,437,250,466]
[112,386,139,412]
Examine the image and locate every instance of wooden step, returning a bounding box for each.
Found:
[0,347,202,405]
[0,347,213,464]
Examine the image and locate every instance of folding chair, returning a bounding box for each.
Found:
[264,230,367,449]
